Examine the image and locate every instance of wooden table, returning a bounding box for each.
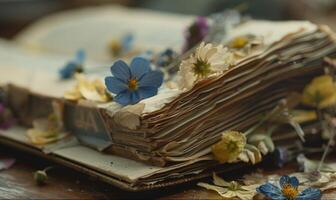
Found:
[1,145,335,199]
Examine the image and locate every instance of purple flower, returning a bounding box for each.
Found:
[182,16,209,53]
[257,175,321,200]
[105,57,163,106]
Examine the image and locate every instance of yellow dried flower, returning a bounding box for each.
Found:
[109,40,122,56]
[229,36,249,49]
[302,75,336,108]
[212,131,246,163]
[64,74,111,103]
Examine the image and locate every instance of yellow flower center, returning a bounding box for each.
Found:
[128,79,138,91]
[109,40,122,56]
[227,141,239,153]
[193,59,212,78]
[282,184,299,200]
[229,36,249,49]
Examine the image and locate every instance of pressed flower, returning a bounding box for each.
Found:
[27,115,66,145]
[302,75,336,108]
[257,175,321,200]
[228,34,263,49]
[212,131,246,163]
[182,16,209,53]
[27,102,67,145]
[155,48,178,68]
[59,49,86,79]
[229,36,249,49]
[105,57,163,106]
[178,42,234,90]
[34,166,53,186]
[34,170,48,185]
[198,173,258,200]
[0,102,15,130]
[109,33,134,57]
[64,74,111,102]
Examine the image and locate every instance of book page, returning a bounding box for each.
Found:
[15,5,194,62]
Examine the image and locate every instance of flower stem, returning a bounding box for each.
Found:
[43,166,54,173]
[317,127,335,171]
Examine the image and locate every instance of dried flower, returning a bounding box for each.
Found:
[212,131,246,163]
[27,102,67,145]
[198,173,258,200]
[178,42,234,90]
[109,33,134,57]
[302,75,336,108]
[34,166,53,186]
[155,48,178,68]
[105,57,163,105]
[64,74,111,102]
[59,49,85,79]
[34,170,48,185]
[257,175,321,200]
[182,16,209,53]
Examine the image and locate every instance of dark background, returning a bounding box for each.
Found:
[0,0,335,39]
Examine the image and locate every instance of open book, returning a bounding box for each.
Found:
[0,6,335,191]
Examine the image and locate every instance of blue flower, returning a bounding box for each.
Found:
[121,33,134,53]
[59,49,86,79]
[156,48,177,68]
[105,57,163,105]
[257,175,321,200]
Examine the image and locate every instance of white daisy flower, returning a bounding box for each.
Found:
[178,42,234,90]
